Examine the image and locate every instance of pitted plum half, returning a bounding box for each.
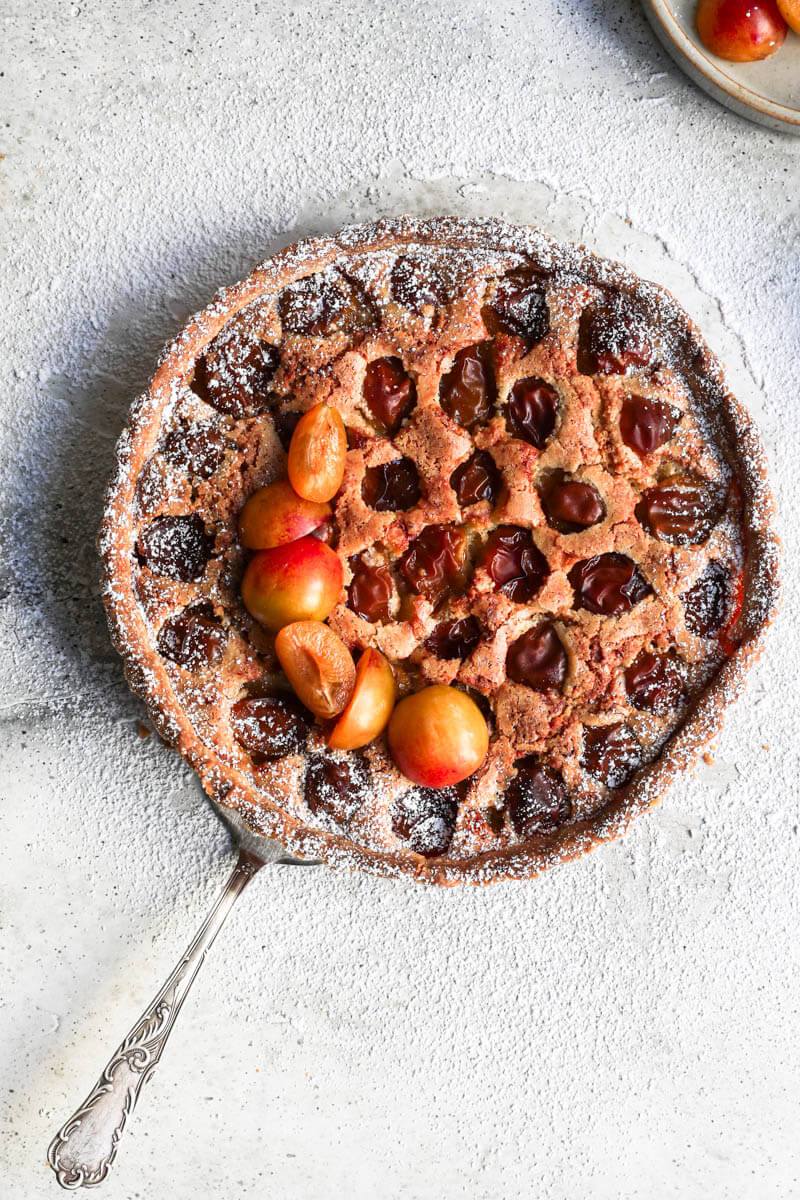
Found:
[569,553,651,616]
[504,758,571,838]
[362,457,421,512]
[582,723,641,789]
[481,526,549,604]
[450,451,502,508]
[362,357,417,435]
[506,624,567,691]
[230,695,310,764]
[439,343,496,430]
[505,377,558,450]
[137,514,213,582]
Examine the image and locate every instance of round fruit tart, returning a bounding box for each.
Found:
[99,217,779,885]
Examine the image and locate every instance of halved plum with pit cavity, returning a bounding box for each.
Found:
[504,758,571,837]
[230,695,309,764]
[362,357,417,435]
[506,624,567,691]
[398,524,469,607]
[362,457,421,512]
[439,343,496,430]
[505,377,558,450]
[582,723,641,789]
[569,553,651,616]
[480,526,549,604]
[450,451,501,508]
[625,649,683,715]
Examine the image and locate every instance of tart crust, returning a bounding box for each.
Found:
[99,217,779,885]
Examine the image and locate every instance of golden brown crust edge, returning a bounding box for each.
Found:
[98,216,780,886]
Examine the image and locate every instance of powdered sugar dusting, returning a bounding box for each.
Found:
[1,8,799,1192]
[97,217,777,887]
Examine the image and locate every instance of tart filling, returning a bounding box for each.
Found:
[100,218,778,885]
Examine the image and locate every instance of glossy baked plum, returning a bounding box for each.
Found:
[682,561,729,637]
[137,514,213,582]
[506,624,567,691]
[347,555,394,623]
[578,296,653,375]
[424,616,482,661]
[230,695,310,764]
[362,457,421,512]
[505,377,558,449]
[362,357,417,435]
[398,524,469,606]
[480,526,549,603]
[192,331,279,418]
[277,273,374,336]
[504,758,571,837]
[392,785,460,858]
[304,752,371,824]
[157,603,226,670]
[390,256,451,313]
[450,451,502,508]
[636,477,717,545]
[625,649,683,715]
[541,479,605,533]
[160,424,228,480]
[569,553,651,616]
[485,270,550,345]
[582,724,641,789]
[439,343,496,429]
[619,395,679,457]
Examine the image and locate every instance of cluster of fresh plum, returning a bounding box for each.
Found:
[695,0,800,61]
[238,401,490,789]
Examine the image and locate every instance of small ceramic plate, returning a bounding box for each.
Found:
[642,0,800,134]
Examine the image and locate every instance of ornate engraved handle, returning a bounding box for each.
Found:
[48,847,265,1189]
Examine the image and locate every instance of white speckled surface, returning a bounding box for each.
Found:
[1,2,799,1197]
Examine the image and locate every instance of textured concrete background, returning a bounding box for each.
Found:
[1,2,799,1197]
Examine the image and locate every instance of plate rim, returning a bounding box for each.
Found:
[642,0,800,133]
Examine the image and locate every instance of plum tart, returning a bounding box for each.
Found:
[100,217,778,885]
